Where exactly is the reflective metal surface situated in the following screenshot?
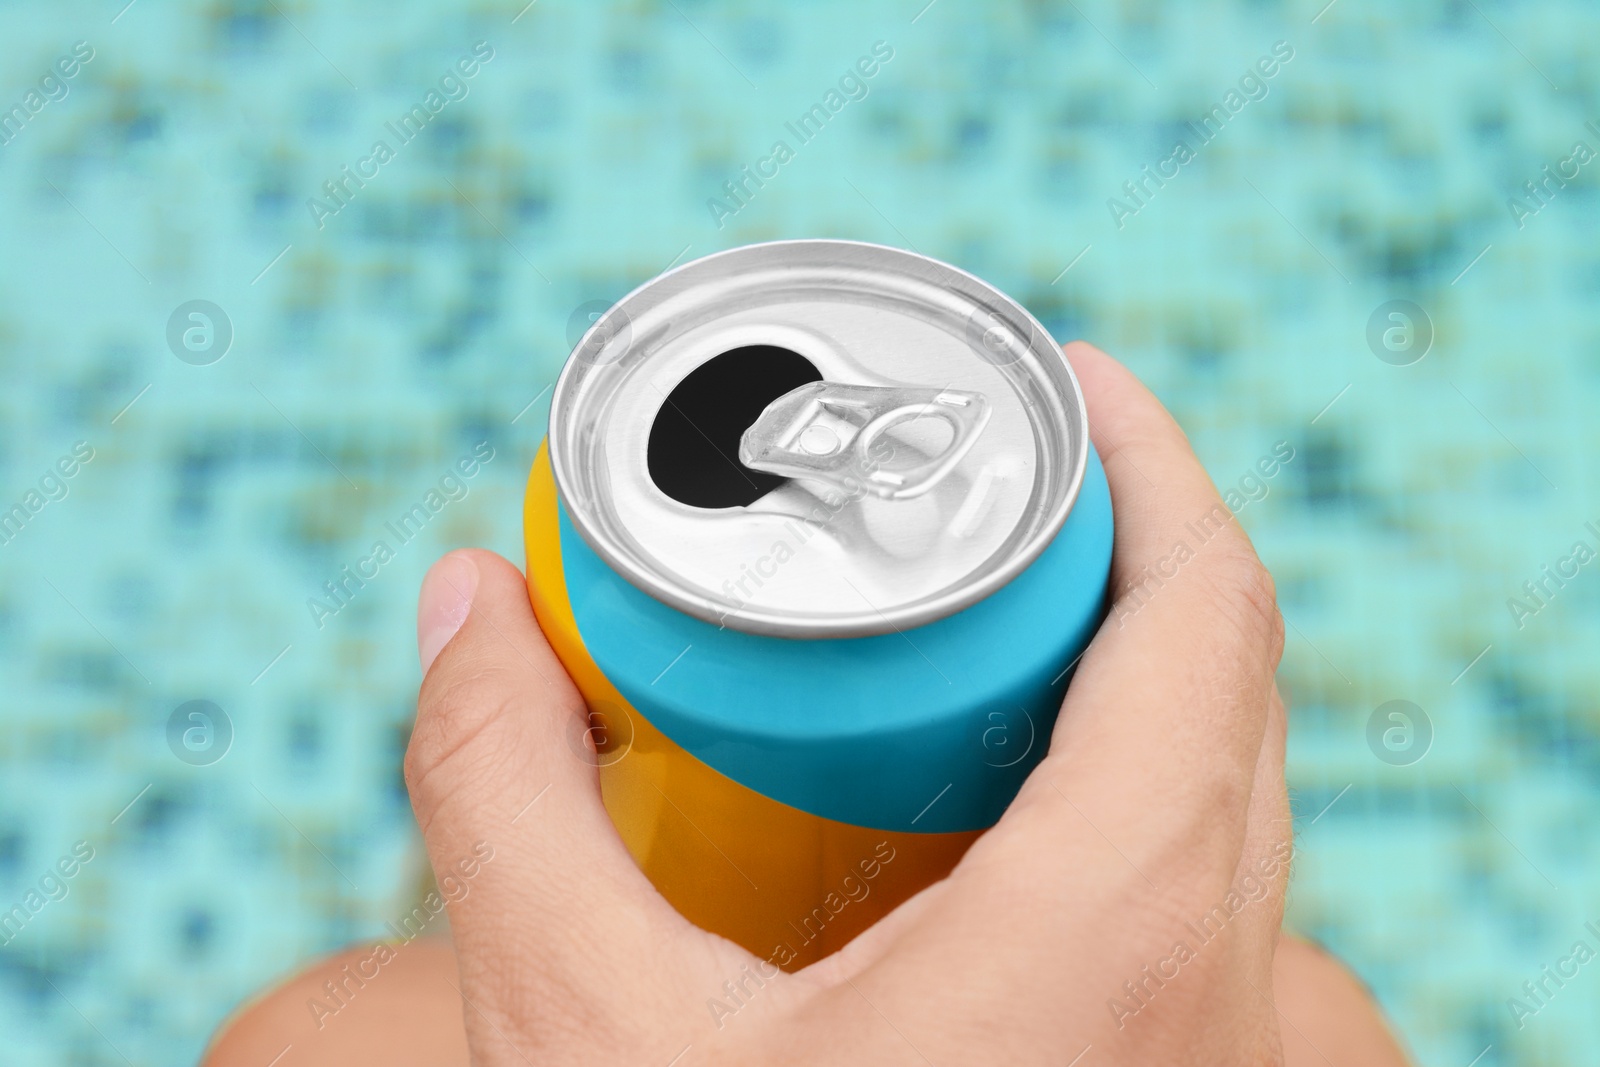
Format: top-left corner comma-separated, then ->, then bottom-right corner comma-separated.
548,240 -> 1090,637
739,381 -> 991,500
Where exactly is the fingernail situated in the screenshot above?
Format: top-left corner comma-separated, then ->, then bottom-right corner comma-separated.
418,552 -> 479,673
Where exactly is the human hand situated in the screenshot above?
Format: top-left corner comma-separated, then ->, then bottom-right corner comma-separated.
405,341 -> 1294,1065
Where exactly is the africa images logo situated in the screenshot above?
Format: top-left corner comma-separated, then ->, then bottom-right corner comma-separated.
305,42 -> 495,230
705,41 -> 895,229
1106,41 -> 1294,230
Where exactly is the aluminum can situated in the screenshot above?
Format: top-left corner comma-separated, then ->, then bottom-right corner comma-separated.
524,240 -> 1112,970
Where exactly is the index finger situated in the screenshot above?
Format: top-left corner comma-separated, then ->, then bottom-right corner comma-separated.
1037,340 -> 1285,878
838,343 -> 1290,1034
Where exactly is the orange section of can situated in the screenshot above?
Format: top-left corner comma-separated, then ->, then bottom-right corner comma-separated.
524,443 -> 980,970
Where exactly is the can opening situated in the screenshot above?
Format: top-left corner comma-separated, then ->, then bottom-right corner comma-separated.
647,345 -> 823,509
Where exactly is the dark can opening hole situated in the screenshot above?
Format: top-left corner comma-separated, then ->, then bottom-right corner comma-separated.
647,345 -> 823,509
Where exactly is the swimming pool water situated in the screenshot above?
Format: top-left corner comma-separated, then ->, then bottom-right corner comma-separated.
1,1 -> 1596,1063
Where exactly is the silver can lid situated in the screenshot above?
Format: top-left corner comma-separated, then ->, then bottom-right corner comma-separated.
548,240 -> 1089,638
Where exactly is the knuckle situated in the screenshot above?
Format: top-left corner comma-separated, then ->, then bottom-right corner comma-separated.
1152,773 -> 1274,904
405,667 -> 523,802
1203,538 -> 1282,655
1173,766 -> 1254,867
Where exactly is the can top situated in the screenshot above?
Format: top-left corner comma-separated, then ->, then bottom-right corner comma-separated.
548,240 -> 1090,639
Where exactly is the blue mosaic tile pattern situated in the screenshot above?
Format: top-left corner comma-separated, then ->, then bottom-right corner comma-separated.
1,0 -> 1597,1062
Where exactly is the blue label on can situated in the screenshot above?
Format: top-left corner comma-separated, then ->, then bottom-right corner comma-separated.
560,449 -> 1114,834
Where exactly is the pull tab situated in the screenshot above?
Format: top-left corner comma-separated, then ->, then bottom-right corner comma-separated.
739,382 -> 990,500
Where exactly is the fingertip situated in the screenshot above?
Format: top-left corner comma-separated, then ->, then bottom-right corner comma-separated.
1061,340 -> 1124,396
1061,338 -> 1112,368
1062,340 -> 1168,435
1066,335 -> 1212,496
418,551 -> 480,673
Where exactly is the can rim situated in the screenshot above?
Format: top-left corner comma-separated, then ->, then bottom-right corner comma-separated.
547,239 -> 1090,638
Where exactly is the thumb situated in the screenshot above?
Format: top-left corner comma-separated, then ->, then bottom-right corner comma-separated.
404,549 -> 689,1048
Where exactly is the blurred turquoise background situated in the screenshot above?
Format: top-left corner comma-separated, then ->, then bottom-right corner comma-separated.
1,0 -> 1596,1063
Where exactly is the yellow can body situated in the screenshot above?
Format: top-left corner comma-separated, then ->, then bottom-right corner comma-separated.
524,444 -> 981,970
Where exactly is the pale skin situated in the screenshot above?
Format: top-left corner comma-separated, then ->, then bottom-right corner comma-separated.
206,342 -> 1412,1066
